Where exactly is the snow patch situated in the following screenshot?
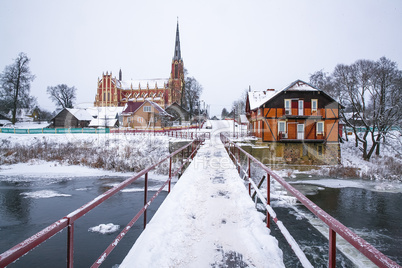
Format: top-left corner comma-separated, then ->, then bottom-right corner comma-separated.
88,223 -> 120,234
20,190 -> 71,199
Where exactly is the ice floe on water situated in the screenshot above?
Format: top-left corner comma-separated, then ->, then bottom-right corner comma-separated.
20,190 -> 71,199
290,178 -> 402,193
88,223 -> 120,234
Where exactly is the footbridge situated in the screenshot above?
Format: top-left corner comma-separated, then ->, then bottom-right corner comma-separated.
0,121 -> 399,267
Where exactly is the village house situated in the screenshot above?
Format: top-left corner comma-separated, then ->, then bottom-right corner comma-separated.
246,80 -> 342,164
165,102 -> 190,125
50,108 -> 93,128
121,100 -> 172,129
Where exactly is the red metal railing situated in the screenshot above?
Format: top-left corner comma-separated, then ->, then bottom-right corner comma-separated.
0,138 -> 204,268
110,128 -> 210,140
220,133 -> 401,268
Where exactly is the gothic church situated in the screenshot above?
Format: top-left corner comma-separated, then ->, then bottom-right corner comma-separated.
94,22 -> 184,109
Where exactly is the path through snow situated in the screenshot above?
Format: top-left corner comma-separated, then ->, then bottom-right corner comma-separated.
120,121 -> 284,267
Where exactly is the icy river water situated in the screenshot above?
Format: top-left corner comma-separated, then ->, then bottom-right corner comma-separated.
0,173 -> 401,267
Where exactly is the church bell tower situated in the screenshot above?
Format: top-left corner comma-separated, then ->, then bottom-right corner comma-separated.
168,19 -> 184,106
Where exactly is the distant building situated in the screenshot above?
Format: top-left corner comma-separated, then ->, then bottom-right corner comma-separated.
121,100 -> 172,129
94,21 -> 184,109
246,80 -> 342,164
50,108 -> 93,128
165,102 -> 190,125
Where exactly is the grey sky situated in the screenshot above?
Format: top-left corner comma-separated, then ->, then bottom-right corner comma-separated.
1,0 -> 401,116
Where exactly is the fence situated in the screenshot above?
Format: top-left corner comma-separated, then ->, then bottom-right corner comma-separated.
0,128 -> 110,134
0,137 -> 205,268
220,133 -> 400,268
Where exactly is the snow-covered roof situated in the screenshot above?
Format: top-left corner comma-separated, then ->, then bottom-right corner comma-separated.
148,101 -> 172,117
248,80 -> 323,110
281,80 -> 319,92
119,79 -> 168,90
86,106 -> 124,119
89,118 -> 118,127
66,108 -> 94,121
248,90 -> 278,110
240,114 -> 249,124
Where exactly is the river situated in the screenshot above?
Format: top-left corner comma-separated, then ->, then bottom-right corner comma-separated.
0,173 -> 401,267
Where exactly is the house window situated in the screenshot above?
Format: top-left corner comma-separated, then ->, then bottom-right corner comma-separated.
103,92 -> 106,101
284,99 -> 291,115
143,106 -> 151,112
278,121 -> 286,134
312,99 -> 318,112
107,93 -> 110,101
137,117 -> 144,123
317,121 -> 324,135
258,109 -> 261,116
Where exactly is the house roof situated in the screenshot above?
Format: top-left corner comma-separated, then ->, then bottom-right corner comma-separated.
248,79 -> 340,110
122,100 -> 172,117
122,102 -> 143,114
66,108 -> 94,121
89,118 -> 118,127
86,106 -> 124,119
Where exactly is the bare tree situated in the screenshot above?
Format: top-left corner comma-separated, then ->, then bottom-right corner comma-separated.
309,70 -> 339,100
47,84 -> 76,109
333,57 -> 402,160
183,76 -> 203,119
0,52 -> 36,124
369,57 -> 402,155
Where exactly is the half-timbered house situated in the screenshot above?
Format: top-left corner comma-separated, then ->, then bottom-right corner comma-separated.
246,80 -> 342,164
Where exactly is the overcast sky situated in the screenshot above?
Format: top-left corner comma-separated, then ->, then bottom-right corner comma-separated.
1,0 -> 401,117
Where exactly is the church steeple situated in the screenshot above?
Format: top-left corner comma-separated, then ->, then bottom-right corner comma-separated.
173,18 -> 181,61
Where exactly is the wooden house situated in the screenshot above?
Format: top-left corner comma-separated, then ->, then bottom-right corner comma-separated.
50,108 -> 93,128
246,80 -> 342,164
165,102 -> 190,125
121,100 -> 172,129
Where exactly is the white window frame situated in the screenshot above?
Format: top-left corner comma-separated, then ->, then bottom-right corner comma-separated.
137,116 -> 144,123
143,106 -> 152,112
284,99 -> 291,115
278,121 -> 287,134
312,99 -> 318,112
316,121 -> 324,135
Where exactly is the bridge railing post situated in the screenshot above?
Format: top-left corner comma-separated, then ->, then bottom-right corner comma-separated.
248,157 -> 251,196
329,228 -> 336,268
266,173 -> 271,229
168,158 -> 172,193
67,221 -> 74,268
144,172 -> 148,229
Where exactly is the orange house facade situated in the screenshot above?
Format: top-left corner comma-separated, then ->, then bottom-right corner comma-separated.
246,80 -> 342,165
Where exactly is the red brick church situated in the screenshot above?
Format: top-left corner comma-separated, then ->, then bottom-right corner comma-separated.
94,21 -> 184,109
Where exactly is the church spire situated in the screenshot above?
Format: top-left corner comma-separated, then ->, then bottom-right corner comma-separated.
173,18 -> 181,61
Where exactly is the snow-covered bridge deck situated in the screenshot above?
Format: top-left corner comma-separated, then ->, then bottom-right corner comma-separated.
120,136 -> 285,267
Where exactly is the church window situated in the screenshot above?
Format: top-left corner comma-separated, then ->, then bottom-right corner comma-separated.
175,64 -> 178,78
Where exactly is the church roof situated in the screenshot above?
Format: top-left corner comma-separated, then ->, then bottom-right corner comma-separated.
119,79 -> 168,90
